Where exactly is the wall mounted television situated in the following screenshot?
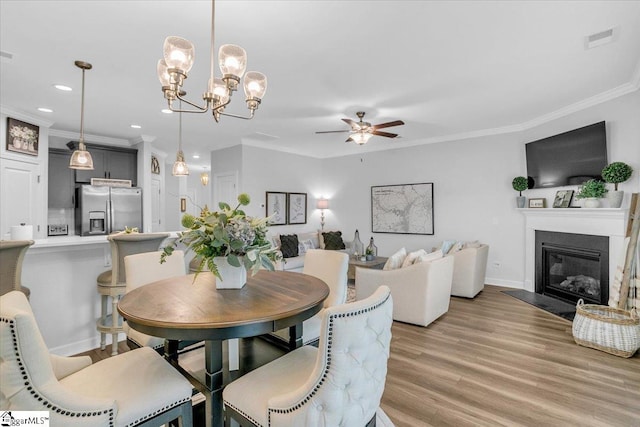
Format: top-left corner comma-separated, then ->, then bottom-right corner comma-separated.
525,121 -> 607,189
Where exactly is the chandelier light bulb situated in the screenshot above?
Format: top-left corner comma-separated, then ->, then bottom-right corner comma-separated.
352,132 -> 374,145
163,36 -> 195,73
209,77 -> 230,104
243,71 -> 267,100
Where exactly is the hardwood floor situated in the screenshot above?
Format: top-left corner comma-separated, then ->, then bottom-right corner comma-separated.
78,285 -> 640,427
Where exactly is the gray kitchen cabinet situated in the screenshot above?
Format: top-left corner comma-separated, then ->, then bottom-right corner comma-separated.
67,142 -> 137,185
48,149 -> 75,209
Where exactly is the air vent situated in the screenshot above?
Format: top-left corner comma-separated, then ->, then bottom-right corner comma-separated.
585,28 -> 615,49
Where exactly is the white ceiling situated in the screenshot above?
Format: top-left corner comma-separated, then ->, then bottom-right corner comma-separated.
1,1 -> 639,168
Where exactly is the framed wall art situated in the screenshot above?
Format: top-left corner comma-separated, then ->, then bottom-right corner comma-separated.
287,192 -> 307,224
6,117 -> 39,156
371,183 -> 434,235
266,191 -> 287,225
151,156 -> 160,174
552,190 -> 574,208
528,198 -> 546,208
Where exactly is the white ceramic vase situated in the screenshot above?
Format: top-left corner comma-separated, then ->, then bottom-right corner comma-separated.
582,198 -> 601,208
214,256 -> 247,289
607,191 -> 624,209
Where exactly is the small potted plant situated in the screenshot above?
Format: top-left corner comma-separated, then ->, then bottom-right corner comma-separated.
575,179 -> 608,208
365,247 -> 374,261
512,176 -> 529,208
601,162 -> 633,208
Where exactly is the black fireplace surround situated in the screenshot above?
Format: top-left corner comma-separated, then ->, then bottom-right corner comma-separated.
535,231 -> 609,305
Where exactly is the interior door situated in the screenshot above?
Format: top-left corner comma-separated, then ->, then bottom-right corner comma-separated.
0,158 -> 42,238
214,171 -> 238,209
150,177 -> 162,231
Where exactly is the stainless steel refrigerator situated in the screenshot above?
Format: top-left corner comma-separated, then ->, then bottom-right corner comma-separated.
75,185 -> 142,236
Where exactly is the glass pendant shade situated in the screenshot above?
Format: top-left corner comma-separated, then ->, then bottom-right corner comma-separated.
163,36 -> 195,73
157,59 -> 171,86
172,151 -> 189,176
352,132 -> 373,145
69,142 -> 94,170
200,172 -> 209,186
209,77 -> 230,104
243,71 -> 267,99
218,44 -> 247,78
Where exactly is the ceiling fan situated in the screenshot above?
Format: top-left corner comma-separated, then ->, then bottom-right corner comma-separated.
315,111 -> 404,144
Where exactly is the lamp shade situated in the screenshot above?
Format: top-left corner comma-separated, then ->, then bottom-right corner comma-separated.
351,132 -> 373,145
172,151 -> 189,176
218,44 -> 247,78
243,71 -> 267,100
69,143 -> 94,170
157,59 -> 171,86
163,36 -> 195,73
317,199 -> 329,210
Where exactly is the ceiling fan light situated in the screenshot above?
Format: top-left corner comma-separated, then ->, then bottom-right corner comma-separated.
352,132 -> 373,145
157,59 -> 171,86
163,36 -> 195,73
218,44 -> 247,79
243,71 -> 267,100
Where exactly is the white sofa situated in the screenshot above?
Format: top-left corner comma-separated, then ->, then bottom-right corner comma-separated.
355,255 -> 454,327
448,244 -> 489,298
271,231 -> 352,272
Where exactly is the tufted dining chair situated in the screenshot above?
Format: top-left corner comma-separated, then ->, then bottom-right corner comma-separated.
270,249 -> 349,348
123,250 -> 187,352
97,232 -> 170,356
0,239 -> 34,299
223,285 -> 393,427
0,290 -> 193,426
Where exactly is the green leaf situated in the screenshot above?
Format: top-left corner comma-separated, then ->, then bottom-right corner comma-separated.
218,202 -> 231,210
227,254 -> 241,267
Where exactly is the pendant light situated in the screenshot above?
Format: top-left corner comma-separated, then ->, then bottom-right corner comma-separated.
172,100 -> 189,176
69,60 -> 94,170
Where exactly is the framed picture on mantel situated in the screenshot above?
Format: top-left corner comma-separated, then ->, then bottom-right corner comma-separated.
528,198 -> 546,208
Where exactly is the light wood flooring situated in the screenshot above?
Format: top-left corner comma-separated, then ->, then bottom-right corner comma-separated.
79,285 -> 640,427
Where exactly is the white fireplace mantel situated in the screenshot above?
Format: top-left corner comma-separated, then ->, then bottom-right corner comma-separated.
520,208 -> 628,294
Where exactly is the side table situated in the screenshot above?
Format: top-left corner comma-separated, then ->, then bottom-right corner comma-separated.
347,256 -> 388,281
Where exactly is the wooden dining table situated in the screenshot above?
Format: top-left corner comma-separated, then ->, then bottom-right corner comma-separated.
118,270 -> 329,427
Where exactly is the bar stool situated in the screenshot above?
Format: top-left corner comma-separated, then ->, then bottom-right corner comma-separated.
97,232 -> 169,355
0,239 -> 34,299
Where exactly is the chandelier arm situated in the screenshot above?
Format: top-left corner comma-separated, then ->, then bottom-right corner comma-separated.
218,110 -> 256,120
171,92 -> 210,113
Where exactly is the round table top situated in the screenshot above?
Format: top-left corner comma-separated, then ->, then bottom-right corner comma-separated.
118,270 -> 329,340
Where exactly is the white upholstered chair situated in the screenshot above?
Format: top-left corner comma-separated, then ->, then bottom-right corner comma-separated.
449,244 -> 489,298
0,290 -> 193,426
356,255 -> 454,327
123,250 -> 186,351
0,239 -> 34,299
223,285 -> 393,427
271,249 -> 349,347
97,232 -> 170,355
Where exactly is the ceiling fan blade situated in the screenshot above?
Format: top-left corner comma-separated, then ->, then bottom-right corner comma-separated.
372,120 -> 405,130
372,130 -> 399,138
345,137 -> 354,143
315,130 -> 350,134
342,118 -> 358,128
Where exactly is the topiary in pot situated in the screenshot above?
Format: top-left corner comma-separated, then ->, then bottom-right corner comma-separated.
602,162 -> 633,208
575,179 -> 608,208
512,176 -> 528,208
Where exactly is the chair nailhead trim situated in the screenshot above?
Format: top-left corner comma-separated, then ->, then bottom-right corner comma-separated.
267,293 -> 391,426
1,317 -> 115,426
124,396 -> 191,427
224,401 -> 264,427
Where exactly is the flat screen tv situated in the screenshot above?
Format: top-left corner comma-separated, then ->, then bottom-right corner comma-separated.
525,121 -> 607,189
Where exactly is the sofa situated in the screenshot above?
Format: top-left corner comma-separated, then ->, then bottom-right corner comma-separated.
270,230 -> 353,272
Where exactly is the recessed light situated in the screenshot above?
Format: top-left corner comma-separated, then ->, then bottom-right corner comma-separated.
130,124 -> 141,129
37,107 -> 53,113
161,109 -> 173,114
193,154 -> 200,159
53,84 -> 72,91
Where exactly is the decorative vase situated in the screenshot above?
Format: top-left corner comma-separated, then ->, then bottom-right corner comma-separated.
213,256 -> 247,289
366,254 -> 374,261
607,191 -> 624,209
353,229 -> 364,257
582,198 -> 601,208
516,196 -> 526,208
366,237 -> 378,257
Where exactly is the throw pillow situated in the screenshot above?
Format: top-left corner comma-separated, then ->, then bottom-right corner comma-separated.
440,240 -> 457,255
322,231 -> 345,250
415,249 -> 443,264
449,241 -> 464,254
401,249 -> 427,268
383,248 -> 407,270
297,238 -> 316,255
280,234 -> 299,258
464,240 -> 482,249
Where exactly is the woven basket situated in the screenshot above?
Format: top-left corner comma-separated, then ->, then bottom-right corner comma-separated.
572,299 -> 640,358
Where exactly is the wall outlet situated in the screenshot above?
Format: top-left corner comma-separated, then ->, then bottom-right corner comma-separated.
492,262 -> 501,269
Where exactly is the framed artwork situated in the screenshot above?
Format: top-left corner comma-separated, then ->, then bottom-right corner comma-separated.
266,191 -> 287,225
287,192 -> 307,224
180,198 -> 187,212
528,198 -> 546,208
6,117 -> 39,156
552,190 -> 574,208
151,156 -> 160,174
371,183 -> 434,235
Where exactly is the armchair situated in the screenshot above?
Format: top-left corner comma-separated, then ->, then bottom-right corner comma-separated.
449,244 -> 489,298
356,255 -> 454,327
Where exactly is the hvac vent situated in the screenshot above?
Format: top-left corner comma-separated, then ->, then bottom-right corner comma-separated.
585,28 -> 615,49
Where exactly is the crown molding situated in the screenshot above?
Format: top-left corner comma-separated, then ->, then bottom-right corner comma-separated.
0,105 -> 54,128
48,129 -> 131,147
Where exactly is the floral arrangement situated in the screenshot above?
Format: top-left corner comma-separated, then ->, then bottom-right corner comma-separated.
9,124 -> 38,150
161,193 -> 279,280
575,179 -> 608,199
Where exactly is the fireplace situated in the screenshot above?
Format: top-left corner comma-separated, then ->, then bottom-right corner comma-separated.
535,231 -> 609,305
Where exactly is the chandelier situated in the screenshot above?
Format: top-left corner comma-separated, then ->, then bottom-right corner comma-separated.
157,0 -> 267,122
69,60 -> 94,170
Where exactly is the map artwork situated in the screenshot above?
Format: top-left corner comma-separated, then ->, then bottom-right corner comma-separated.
371,183 -> 434,235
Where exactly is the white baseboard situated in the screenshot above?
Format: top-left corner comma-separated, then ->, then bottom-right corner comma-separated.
485,277 -> 524,289
49,332 -> 126,356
